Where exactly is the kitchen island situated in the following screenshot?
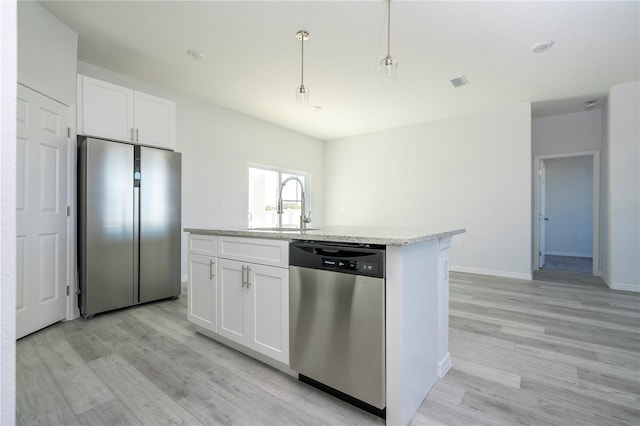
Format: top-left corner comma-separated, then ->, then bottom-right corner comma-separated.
184,226 -> 465,426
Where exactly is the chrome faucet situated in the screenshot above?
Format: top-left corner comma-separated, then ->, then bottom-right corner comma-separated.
277,177 -> 312,229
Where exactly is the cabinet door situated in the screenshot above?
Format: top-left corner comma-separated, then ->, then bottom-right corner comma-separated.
81,76 -> 134,143
188,254 -> 216,331
217,259 -> 247,345
134,91 -> 175,150
247,264 -> 289,364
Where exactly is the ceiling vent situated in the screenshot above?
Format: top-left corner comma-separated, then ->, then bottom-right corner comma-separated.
450,76 -> 469,88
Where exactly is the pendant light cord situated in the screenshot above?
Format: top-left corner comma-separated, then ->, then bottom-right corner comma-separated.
387,0 -> 391,57
301,34 -> 305,86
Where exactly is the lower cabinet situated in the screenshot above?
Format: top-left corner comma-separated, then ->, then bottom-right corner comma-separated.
187,254 -> 217,330
217,258 -> 289,364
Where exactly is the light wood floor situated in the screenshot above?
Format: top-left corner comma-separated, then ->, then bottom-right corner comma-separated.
17,271 -> 640,425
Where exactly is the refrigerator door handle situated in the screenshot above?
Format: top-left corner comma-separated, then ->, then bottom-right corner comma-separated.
133,187 -> 140,303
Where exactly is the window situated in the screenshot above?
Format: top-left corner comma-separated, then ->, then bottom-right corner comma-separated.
248,165 -> 310,228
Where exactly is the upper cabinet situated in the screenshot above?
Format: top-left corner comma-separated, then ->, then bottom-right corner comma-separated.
77,75 -> 176,150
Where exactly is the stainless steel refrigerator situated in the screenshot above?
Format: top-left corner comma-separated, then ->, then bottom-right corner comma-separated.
77,136 -> 181,318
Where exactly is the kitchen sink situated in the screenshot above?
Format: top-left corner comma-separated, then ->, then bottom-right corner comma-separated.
247,227 -> 320,232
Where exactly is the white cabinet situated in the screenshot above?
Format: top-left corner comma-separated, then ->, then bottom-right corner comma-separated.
78,75 -> 176,150
187,235 -> 217,331
187,235 -> 290,365
188,254 -> 217,330
247,263 -> 289,363
217,258 -> 289,364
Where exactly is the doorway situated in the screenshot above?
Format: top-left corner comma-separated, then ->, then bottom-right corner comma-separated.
534,151 -> 600,275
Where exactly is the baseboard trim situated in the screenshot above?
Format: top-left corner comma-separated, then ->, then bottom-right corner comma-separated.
438,352 -> 452,377
450,266 -> 532,281
609,282 -> 639,292
546,251 -> 592,258
599,271 -> 639,292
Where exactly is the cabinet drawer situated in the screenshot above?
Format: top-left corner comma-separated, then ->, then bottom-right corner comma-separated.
218,237 -> 288,268
189,234 -> 218,257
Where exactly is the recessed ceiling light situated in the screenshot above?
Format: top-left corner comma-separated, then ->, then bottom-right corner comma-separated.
310,105 -> 322,112
450,76 -> 469,88
531,40 -> 554,53
186,49 -> 205,60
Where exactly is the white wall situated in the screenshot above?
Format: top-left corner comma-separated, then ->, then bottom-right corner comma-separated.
18,0 -> 79,319
324,103 -> 532,279
601,81 -> 640,291
533,109 -> 602,156
1,1 -> 17,424
17,1 -> 77,105
77,62 -> 324,280
544,156 -> 593,257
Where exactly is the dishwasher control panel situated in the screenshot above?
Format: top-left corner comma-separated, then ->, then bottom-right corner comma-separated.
290,241 -> 385,278
322,258 -> 376,273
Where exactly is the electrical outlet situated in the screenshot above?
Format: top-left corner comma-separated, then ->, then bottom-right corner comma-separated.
454,242 -> 464,251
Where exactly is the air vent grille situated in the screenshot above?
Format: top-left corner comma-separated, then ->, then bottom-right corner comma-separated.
450,76 -> 469,88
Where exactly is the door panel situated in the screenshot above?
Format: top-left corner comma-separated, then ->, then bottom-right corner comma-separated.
188,254 -> 216,330
38,234 -> 58,302
217,259 -> 246,344
16,236 -> 26,312
248,264 -> 289,364
78,138 -> 134,316
82,76 -> 134,142
134,91 -> 175,149
139,147 -> 181,303
16,84 -> 68,339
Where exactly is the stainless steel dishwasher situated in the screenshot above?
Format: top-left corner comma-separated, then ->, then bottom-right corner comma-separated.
289,241 -> 385,417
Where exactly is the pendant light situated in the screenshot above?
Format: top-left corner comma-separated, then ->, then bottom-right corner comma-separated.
295,30 -> 310,106
380,0 -> 397,82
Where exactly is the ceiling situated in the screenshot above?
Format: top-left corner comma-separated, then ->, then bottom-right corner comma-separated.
39,1 -> 640,141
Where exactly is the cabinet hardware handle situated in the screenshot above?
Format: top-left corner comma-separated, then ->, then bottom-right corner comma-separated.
241,265 -> 246,288
246,266 -> 252,288
209,259 -> 215,279
131,128 -> 135,142
136,128 -> 139,142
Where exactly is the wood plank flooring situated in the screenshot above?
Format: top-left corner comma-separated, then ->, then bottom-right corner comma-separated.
16,271 -> 640,425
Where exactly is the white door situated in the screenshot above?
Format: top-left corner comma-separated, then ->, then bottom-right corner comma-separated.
81,75 -> 134,143
539,160 -> 547,268
217,258 -> 247,345
16,84 -> 68,339
247,264 -> 289,364
134,91 -> 175,150
188,254 -> 216,331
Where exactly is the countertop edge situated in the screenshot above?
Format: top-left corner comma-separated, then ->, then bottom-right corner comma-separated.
183,227 -> 466,246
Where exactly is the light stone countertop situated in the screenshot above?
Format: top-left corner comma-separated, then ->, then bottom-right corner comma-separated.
184,225 -> 465,246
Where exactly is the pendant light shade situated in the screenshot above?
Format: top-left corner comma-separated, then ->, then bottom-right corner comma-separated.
380,0 -> 397,82
295,30 -> 310,106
